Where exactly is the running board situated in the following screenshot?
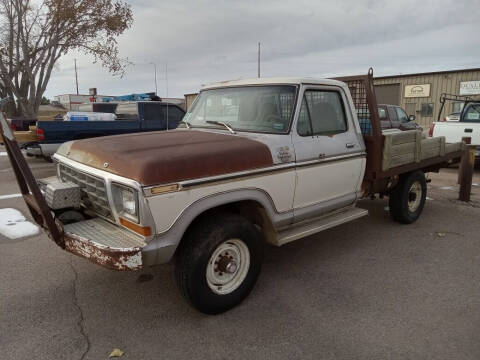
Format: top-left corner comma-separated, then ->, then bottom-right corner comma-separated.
276,207 -> 368,246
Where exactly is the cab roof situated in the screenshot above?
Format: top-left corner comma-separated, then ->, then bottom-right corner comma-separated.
201,77 -> 346,90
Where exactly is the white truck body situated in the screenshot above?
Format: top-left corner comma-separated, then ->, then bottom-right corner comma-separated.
432,102 -> 480,156
432,121 -> 480,144
0,73 -> 465,314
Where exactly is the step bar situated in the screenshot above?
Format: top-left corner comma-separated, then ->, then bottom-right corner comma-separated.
277,207 -> 368,246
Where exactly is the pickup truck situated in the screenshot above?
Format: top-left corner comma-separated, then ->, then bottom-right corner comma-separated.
26,101 -> 185,160
0,69 -> 464,314
431,96 -> 480,159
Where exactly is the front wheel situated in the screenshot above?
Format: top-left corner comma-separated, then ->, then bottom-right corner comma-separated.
389,171 -> 427,224
175,213 -> 264,314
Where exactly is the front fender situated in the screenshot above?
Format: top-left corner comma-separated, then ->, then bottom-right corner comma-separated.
142,188 -> 293,266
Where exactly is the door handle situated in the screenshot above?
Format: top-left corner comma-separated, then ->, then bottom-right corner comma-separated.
346,143 -> 355,148
465,128 -> 473,133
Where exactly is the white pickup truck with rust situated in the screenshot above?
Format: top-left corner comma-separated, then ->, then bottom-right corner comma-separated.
0,70 -> 465,314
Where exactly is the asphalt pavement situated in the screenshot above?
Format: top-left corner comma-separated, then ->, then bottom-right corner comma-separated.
1,145 -> 480,360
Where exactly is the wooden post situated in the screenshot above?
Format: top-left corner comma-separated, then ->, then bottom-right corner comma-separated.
458,137 -> 471,185
458,137 -> 475,202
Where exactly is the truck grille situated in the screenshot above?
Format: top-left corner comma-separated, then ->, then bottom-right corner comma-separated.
58,164 -> 113,220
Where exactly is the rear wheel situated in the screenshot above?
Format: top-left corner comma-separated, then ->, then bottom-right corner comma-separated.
389,171 -> 427,224
175,213 -> 263,314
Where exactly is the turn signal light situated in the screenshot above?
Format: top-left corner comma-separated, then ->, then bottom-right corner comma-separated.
119,217 -> 152,236
428,123 -> 435,137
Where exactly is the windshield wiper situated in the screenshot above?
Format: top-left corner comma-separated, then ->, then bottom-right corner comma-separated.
179,120 -> 191,129
206,120 -> 236,134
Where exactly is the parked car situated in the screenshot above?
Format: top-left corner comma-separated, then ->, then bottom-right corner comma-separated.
0,70 -> 464,314
378,104 -> 420,131
25,102 -> 185,160
358,104 -> 420,135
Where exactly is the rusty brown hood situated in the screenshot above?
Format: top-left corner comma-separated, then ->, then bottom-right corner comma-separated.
56,130 -> 274,186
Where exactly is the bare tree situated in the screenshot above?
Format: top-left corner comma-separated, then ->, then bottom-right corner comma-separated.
0,0 -> 133,117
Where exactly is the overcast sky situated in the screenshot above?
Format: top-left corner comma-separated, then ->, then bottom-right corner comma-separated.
44,0 -> 480,99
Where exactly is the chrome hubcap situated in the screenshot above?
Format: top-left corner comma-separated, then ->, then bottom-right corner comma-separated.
408,181 -> 422,212
206,239 -> 250,295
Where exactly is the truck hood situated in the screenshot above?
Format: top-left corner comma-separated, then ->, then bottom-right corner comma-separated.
56,130 -> 274,186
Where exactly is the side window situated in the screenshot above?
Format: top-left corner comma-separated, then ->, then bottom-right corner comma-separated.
378,107 -> 387,119
297,97 -> 312,136
115,103 -> 138,120
395,107 -> 409,123
297,90 -> 347,136
387,106 -> 397,122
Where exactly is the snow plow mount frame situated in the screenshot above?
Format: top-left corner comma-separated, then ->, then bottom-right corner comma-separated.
0,112 -> 64,248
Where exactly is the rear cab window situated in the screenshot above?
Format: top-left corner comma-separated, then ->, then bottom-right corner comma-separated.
115,103 -> 139,120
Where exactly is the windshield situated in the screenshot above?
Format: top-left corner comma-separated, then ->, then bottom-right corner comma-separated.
184,85 -> 297,133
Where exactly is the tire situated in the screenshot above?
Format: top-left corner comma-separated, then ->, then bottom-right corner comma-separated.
175,213 -> 264,314
389,171 -> 427,224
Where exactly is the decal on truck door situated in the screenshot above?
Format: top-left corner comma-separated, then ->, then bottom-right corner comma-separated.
276,146 -> 293,163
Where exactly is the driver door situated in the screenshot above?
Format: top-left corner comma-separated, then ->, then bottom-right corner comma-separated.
292,85 -> 366,222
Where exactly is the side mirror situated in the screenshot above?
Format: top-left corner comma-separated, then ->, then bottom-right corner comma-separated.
408,114 -> 416,122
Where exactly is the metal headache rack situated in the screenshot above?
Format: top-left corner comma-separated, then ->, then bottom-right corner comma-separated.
333,68 -> 381,138
331,69 -> 464,194
438,93 -> 480,122
332,68 -> 383,183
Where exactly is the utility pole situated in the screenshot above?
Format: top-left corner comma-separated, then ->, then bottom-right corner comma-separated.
258,42 -> 261,78
153,63 -> 158,95
74,59 -> 79,94
147,62 -> 158,94
165,63 -> 169,130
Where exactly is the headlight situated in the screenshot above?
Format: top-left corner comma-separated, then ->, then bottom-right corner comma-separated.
112,184 -> 139,223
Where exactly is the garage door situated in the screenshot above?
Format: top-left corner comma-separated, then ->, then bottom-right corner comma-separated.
375,84 -> 401,105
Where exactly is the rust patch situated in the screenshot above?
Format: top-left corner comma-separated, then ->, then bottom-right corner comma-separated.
66,130 -> 274,186
64,233 -> 142,271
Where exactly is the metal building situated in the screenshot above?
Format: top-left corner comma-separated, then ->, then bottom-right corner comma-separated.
373,68 -> 480,127
184,93 -> 198,111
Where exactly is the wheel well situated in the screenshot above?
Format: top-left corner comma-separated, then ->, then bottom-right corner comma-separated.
183,200 -> 277,246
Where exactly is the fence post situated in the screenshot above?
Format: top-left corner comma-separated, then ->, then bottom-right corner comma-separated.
458,137 -> 475,202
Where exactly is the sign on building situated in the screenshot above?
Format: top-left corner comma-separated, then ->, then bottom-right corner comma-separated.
404,84 -> 430,98
459,81 -> 480,95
